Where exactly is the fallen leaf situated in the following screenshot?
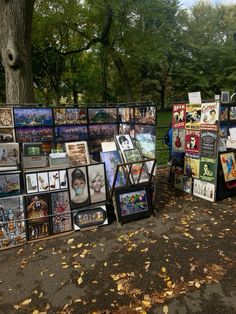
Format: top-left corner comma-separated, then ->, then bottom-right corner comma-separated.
163,305 -> 168,313
67,238 -> 74,244
21,298 -> 32,306
77,277 -> 83,285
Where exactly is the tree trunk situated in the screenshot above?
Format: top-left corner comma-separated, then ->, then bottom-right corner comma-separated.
160,84 -> 165,112
0,0 -> 35,104
101,46 -> 108,102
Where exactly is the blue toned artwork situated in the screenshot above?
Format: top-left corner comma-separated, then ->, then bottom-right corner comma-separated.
14,108 -> 53,126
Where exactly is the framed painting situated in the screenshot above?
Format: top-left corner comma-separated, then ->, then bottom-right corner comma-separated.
54,108 -> 87,125
0,195 -> 26,249
67,166 -> 89,209
0,171 -> 21,198
54,125 -> 88,142
88,108 -> 117,123
89,124 -> 117,139
25,193 -> 50,240
134,106 -> 156,124
220,152 -> 236,182
23,142 -> 43,156
25,172 -> 38,194
73,205 -> 108,230
0,143 -> 19,167
118,107 -> 134,123
15,126 -> 53,142
114,185 -> 152,224
134,124 -> 156,142
87,163 -> 107,204
65,141 -> 90,166
50,191 -> 72,234
100,150 -> 126,188
0,128 -> 15,143
0,108 -> 14,127
14,107 -> 53,127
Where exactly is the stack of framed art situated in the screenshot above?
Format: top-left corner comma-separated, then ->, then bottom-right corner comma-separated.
171,92 -> 236,202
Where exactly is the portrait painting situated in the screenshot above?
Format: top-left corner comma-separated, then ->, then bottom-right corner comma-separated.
88,163 -> 106,204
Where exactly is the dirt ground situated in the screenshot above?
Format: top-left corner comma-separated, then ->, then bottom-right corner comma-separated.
0,168 -> 236,314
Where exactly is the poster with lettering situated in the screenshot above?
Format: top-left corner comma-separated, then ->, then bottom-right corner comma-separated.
172,128 -> 185,153
200,131 -> 217,157
172,104 -> 186,128
193,178 -> 215,202
185,130 -> 200,154
199,157 -> 216,183
200,102 -> 219,131
184,153 -> 200,178
185,104 -> 201,130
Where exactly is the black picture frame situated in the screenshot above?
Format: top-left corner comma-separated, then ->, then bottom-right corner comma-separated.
0,171 -> 21,198
73,205 -> 108,230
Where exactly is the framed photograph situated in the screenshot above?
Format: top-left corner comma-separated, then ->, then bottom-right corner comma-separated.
88,163 -> 107,204
100,150 -> 126,188
0,196 -> 26,249
54,125 -> 88,142
0,128 -> 15,143
136,139 -> 155,159
59,169 -> 68,189
0,108 -> 14,127
65,141 -> 90,166
172,104 -> 186,128
67,166 -> 89,209
25,193 -> 50,240
220,152 -> 236,182
89,124 -> 117,139
23,142 -> 43,156
14,107 -> 53,127
193,178 -> 215,202
48,170 -> 60,191
220,105 -> 228,121
118,107 -> 134,123
0,171 -> 21,197
88,108 -> 117,123
123,148 -> 149,184
73,205 -> 108,230
25,173 -> 38,193
54,108 -> 87,125
0,143 -> 19,167
50,191 -> 72,234
229,106 -> 236,120
116,134 -> 134,153
114,185 -> 152,224
134,106 -> 156,124
15,126 -> 53,142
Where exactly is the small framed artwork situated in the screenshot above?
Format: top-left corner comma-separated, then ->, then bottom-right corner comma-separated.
48,170 -> 60,191
0,128 -> 15,143
220,152 -> 236,182
88,163 -> 107,204
23,142 -> 43,156
0,108 -> 14,127
0,195 -> 26,249
101,141 -> 117,152
15,126 -> 53,142
59,169 -> 68,189
89,124 -> 117,139
54,125 -> 88,142
221,91 -> 230,104
37,172 -> 49,192
0,171 -> 21,197
100,150 -> 126,188
118,108 -> 134,123
14,107 -> 53,126
54,108 -> 87,125
50,191 -> 72,234
67,166 -> 89,209
25,173 -> 38,193
88,108 -> 117,123
0,143 -> 20,167
134,106 -> 156,124
25,193 -> 50,240
65,141 -> 90,166
73,205 -> 108,230
116,134 -> 134,153
114,185 -> 152,224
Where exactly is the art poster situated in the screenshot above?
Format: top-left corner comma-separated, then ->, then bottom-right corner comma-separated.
220,152 -> 236,182
174,174 -> 192,194
0,108 -> 14,127
0,128 -> 15,143
199,157 -> 217,183
134,106 -> 156,124
185,104 -> 201,130
200,131 -> 217,157
171,152 -> 185,174
0,172 -> 21,198
219,123 -> 228,138
184,153 -> 200,178
193,178 -> 215,202
54,108 -> 87,125
73,205 -> 108,230
185,130 -> 200,154
172,104 -> 186,128
65,141 -> 90,166
88,108 -> 117,123
0,143 -> 19,167
172,128 -> 185,153
14,108 -> 53,126
200,102 -> 219,131
51,191 -> 72,234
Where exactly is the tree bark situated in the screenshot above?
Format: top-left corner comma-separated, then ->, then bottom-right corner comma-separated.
0,0 -> 35,104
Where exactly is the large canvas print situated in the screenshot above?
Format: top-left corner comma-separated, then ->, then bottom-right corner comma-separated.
200,102 -> 219,131
172,128 -> 185,153
14,108 -> 53,126
50,191 -> 72,234
172,104 -> 186,128
88,163 -> 107,204
25,194 -> 50,240
54,108 -> 87,125
0,143 -> 19,167
88,108 -> 117,123
0,172 -> 21,197
100,150 -> 126,188
200,131 -> 217,157
220,152 -> 236,182
199,157 -> 217,183
0,196 -> 26,249
54,125 -> 88,142
134,106 -> 156,124
193,178 -> 215,202
0,108 -> 14,127
67,166 -> 89,209
185,104 -> 201,130
114,185 -> 152,224
65,141 -> 90,166
89,124 -> 117,139
0,128 -> 15,143
15,127 -> 53,142
73,205 -> 108,230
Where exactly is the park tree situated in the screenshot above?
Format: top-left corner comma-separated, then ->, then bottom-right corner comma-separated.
0,0 -> 35,104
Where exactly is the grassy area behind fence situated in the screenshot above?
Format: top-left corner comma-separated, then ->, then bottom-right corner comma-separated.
156,111 -> 172,166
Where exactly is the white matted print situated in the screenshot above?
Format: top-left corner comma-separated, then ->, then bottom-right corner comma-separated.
116,134 -> 134,153
88,164 -> 106,204
193,178 -> 215,202
48,171 -> 60,190
37,172 -> 49,192
59,169 -> 68,189
0,143 -> 19,167
25,173 -> 38,193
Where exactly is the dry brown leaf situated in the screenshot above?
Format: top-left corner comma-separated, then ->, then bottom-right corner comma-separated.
67,238 -> 74,244
21,298 -> 32,306
163,305 -> 169,313
77,277 -> 83,285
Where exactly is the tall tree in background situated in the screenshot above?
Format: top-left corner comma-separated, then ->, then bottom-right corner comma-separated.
0,0 -> 35,103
